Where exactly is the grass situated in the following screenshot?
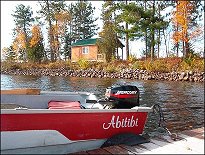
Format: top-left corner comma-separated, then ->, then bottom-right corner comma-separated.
1,57 -> 204,73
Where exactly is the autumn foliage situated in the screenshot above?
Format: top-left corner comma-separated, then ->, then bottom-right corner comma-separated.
30,25 -> 42,47
48,11 -> 71,60
172,1 -> 203,57
172,1 -> 191,43
12,28 -> 26,52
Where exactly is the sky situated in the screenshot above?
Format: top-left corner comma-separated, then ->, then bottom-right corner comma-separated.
0,1 -> 146,59
1,1 -> 204,59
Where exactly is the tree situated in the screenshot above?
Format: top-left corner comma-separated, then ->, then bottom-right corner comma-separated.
97,1 -> 119,62
140,1 -> 169,60
53,10 -> 71,60
115,1 -> 169,60
115,2 -> 143,60
70,1 -> 99,41
12,28 -> 27,61
60,1 -> 99,60
172,0 -> 203,58
38,0 -> 67,62
97,24 -> 119,62
28,25 -> 45,63
61,3 -> 76,61
62,33 -> 72,60
125,0 -> 129,60
2,46 -> 17,62
11,4 -> 34,61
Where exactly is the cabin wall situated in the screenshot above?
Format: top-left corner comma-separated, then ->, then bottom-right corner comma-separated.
71,45 -> 98,62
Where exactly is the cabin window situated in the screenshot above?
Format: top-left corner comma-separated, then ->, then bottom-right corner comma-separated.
82,47 -> 89,54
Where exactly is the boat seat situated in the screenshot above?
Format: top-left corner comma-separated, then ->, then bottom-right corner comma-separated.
48,100 -> 81,109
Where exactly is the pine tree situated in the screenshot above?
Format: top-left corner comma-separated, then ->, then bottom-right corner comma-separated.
115,1 -> 144,60
70,1 -> 99,42
96,1 -> 119,62
38,0 -> 67,62
53,10 -> 71,60
11,4 -> 34,61
62,33 -> 72,60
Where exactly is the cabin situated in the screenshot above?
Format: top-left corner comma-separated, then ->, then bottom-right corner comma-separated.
71,38 -> 124,62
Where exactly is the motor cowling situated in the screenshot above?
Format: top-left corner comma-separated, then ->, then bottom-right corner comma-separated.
105,85 -> 140,109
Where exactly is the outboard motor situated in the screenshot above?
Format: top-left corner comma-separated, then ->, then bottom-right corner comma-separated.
105,85 -> 140,109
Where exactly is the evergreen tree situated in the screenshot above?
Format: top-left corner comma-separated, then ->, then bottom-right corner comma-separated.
11,4 -> 34,61
97,1 -> 119,62
70,1 -> 99,42
134,1 -> 169,60
62,33 -> 72,60
12,4 -> 34,41
2,46 -> 17,62
38,0 -> 67,62
53,10 -> 71,60
108,1 -> 168,60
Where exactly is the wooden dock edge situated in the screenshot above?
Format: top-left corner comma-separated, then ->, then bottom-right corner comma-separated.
1,88 -> 41,95
70,127 -> 204,154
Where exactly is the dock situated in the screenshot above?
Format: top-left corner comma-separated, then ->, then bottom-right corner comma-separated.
71,127 -> 204,154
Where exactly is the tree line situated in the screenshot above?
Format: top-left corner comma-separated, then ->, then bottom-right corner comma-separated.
2,0 -> 204,63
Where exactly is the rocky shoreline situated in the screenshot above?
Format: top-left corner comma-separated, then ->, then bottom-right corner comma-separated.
1,68 -> 204,82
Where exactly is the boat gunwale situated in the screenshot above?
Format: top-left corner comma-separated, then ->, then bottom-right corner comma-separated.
1,106 -> 153,114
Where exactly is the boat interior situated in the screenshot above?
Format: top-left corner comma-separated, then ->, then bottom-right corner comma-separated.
1,88 -> 106,109
1,88 -> 153,113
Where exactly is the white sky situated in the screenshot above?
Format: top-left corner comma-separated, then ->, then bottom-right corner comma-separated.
1,1 -> 204,59
1,1 -> 40,51
0,1 -> 145,59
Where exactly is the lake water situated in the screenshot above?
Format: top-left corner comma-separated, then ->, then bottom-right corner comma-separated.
1,74 -> 204,135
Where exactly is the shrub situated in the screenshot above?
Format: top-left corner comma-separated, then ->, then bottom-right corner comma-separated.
132,61 -> 145,70
128,54 -> 138,63
190,59 -> 204,72
46,62 -> 60,69
165,57 -> 182,72
91,62 -> 105,70
1,61 -> 21,70
151,59 -> 169,72
105,65 -> 119,73
64,60 -> 74,70
77,58 -> 90,69
143,60 -> 154,71
178,61 -> 192,71
19,62 -> 40,70
45,61 -> 67,69
1,57 -> 203,74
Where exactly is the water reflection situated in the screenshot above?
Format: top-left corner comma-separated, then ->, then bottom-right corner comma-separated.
1,74 -> 41,89
1,74 -> 204,133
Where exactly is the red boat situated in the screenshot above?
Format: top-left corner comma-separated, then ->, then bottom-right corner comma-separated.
1,85 -> 153,154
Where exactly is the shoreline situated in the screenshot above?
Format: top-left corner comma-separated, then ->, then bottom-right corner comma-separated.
1,68 -> 204,82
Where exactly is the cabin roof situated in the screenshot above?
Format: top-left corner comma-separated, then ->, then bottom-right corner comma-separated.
71,38 -> 99,47
71,38 -> 125,48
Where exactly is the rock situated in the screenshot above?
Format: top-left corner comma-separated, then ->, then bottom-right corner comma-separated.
189,71 -> 193,75
179,72 -> 186,80
183,74 -> 189,81
189,77 -> 193,82
1,67 -> 204,83
194,77 -> 198,82
169,78 -> 173,81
